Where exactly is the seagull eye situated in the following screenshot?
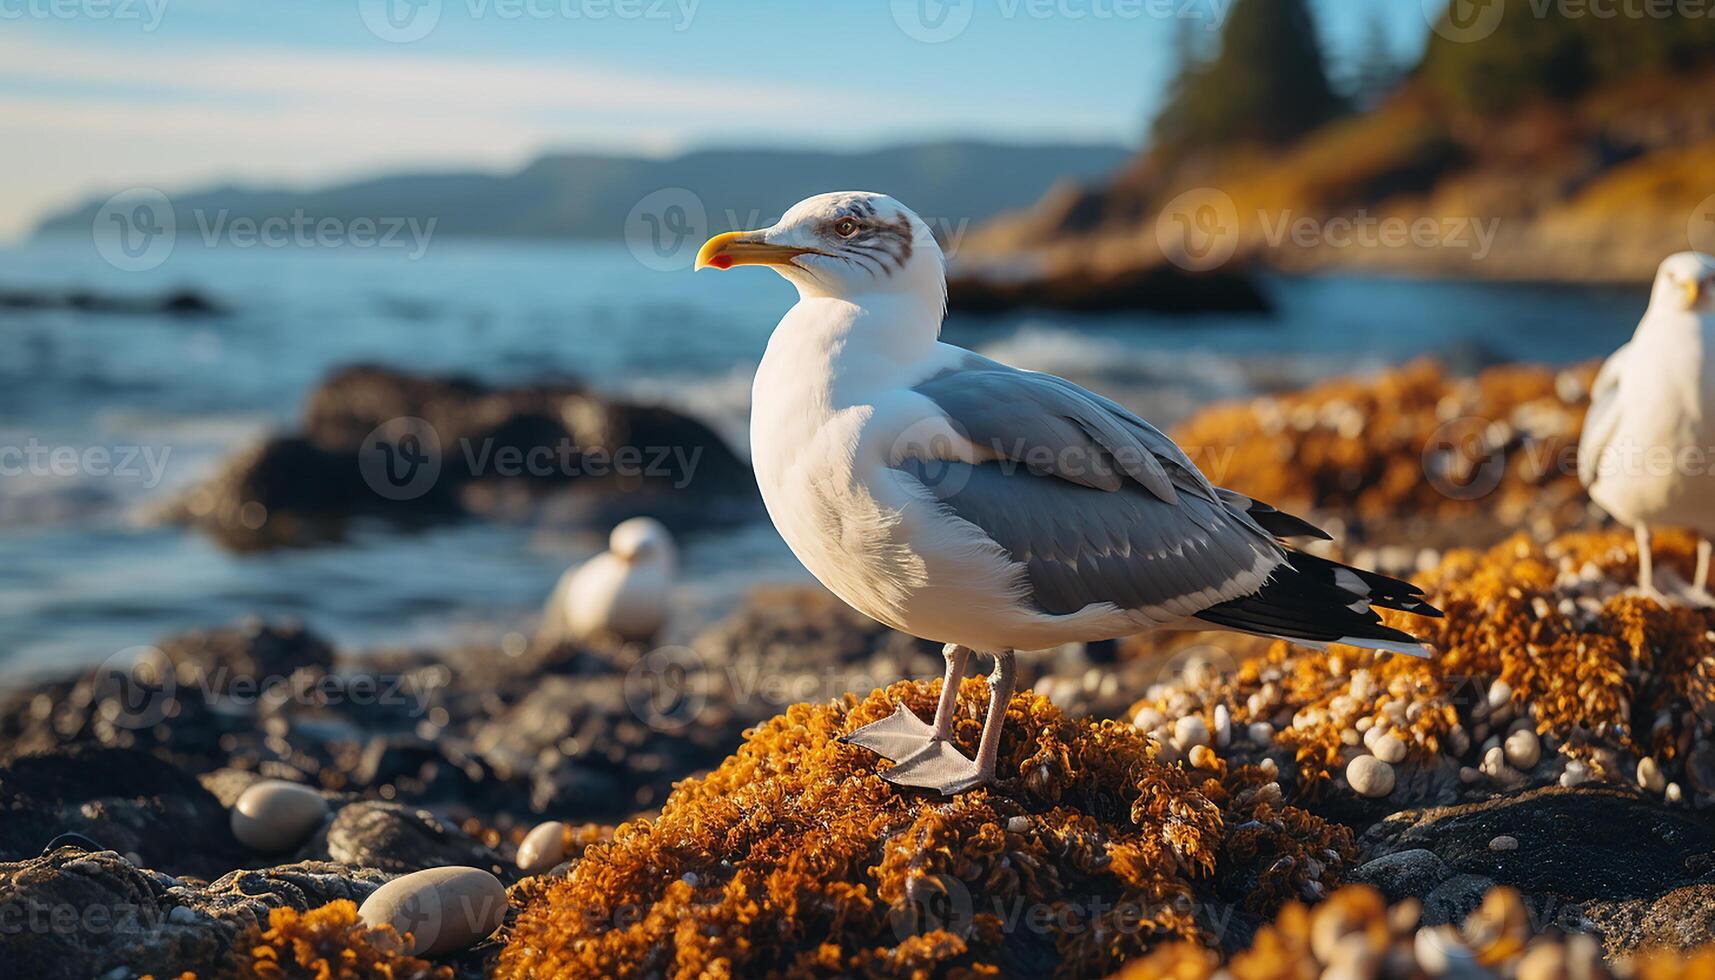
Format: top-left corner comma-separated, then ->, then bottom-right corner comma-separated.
833,217 -> 860,238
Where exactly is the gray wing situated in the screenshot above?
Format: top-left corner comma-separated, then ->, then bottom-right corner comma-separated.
1578,342 -> 1630,488
914,353 -> 1226,512
907,357 -> 1284,617
896,457 -> 1278,617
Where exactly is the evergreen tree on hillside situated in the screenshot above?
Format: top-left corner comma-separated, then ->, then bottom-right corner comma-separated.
1151,0 -> 1345,152
1421,2 -> 1715,114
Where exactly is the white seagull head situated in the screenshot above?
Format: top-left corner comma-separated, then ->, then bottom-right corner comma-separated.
607,516 -> 675,568
1650,251 -> 1715,314
695,191 -> 945,306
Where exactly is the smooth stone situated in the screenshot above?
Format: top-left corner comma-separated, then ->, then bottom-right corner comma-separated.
1503,729 -> 1541,770
516,820 -> 568,874
358,866 -> 507,957
1247,721 -> 1274,746
1560,760 -> 1591,788
1488,835 -> 1519,852
1346,755 -> 1396,798
1372,733 -> 1407,764
1212,704 -> 1231,748
1173,715 -> 1210,750
230,780 -> 329,853
1347,849 -> 1453,902
1638,756 -> 1667,794
1487,679 -> 1513,711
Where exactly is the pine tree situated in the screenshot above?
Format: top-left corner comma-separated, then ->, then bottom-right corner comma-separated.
1150,0 -> 1345,153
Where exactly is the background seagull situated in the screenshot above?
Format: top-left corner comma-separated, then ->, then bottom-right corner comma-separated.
537,517 -> 676,646
1580,251 -> 1715,601
697,191 -> 1441,795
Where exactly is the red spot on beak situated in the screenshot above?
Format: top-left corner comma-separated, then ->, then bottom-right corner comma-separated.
710,254 -> 734,270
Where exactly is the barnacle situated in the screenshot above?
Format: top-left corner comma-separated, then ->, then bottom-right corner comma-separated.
232,900 -> 452,980
496,680 -> 1353,978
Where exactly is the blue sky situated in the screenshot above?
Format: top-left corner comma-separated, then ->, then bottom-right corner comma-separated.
0,0 -> 1435,239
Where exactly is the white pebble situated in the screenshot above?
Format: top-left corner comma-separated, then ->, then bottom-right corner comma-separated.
1667,782 -> 1684,804
1006,816 -> 1029,833
1504,729 -> 1541,770
1132,707 -> 1165,731
1487,679 -> 1513,711
358,867 -> 507,957
1247,722 -> 1274,746
1174,715 -> 1210,749
1560,761 -> 1591,787
1489,835 -> 1519,852
1480,746 -> 1512,779
1345,755 -> 1396,798
1638,757 -> 1666,793
1213,704 -> 1232,748
1372,733 -> 1407,764
516,820 -> 568,874
230,781 -> 329,854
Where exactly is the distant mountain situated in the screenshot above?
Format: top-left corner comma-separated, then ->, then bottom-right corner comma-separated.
31,141 -> 1131,243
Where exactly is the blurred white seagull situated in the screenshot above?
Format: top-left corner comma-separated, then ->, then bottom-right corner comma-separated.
538,517 -> 676,646
1580,251 -> 1715,601
698,191 -> 1440,794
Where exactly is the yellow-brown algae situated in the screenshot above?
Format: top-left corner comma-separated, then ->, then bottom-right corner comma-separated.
237,899 -> 452,980
1170,358 -> 1596,538
495,681 -> 1354,979
1125,530 -> 1715,799
1107,884 -> 1715,978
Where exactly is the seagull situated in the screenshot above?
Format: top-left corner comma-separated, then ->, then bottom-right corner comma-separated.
537,517 -> 676,646
1579,251 -> 1715,601
697,191 -> 1441,794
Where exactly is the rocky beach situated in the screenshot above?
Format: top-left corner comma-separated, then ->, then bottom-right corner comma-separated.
5,357 -> 1715,978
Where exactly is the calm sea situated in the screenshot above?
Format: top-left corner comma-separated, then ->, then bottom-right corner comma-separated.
0,237 -> 1648,675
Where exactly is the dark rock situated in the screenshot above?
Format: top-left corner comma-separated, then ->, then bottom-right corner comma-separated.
1422,873 -> 1497,926
1346,847 -> 1455,902
303,801 -> 505,878
0,848 -> 387,980
1586,883 -> 1715,957
0,287 -> 224,317
159,363 -> 755,549
156,619 -> 335,696
0,746 -> 241,878
0,620 -> 340,777
947,263 -> 1272,316
471,673 -> 742,820
1358,785 -> 1715,952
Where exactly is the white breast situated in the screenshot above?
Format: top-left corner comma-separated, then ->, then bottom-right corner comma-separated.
1589,313 -> 1715,530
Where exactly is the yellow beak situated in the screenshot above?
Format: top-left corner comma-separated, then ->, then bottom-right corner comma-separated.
694,231 -> 820,271
1688,279 -> 1706,308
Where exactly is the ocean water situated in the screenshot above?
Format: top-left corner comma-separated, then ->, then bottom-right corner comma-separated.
0,238 -> 1650,676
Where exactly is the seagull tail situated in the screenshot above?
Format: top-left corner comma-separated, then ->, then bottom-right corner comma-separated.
1193,550 -> 1441,658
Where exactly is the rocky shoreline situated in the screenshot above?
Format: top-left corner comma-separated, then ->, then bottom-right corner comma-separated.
6,360 -> 1715,977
